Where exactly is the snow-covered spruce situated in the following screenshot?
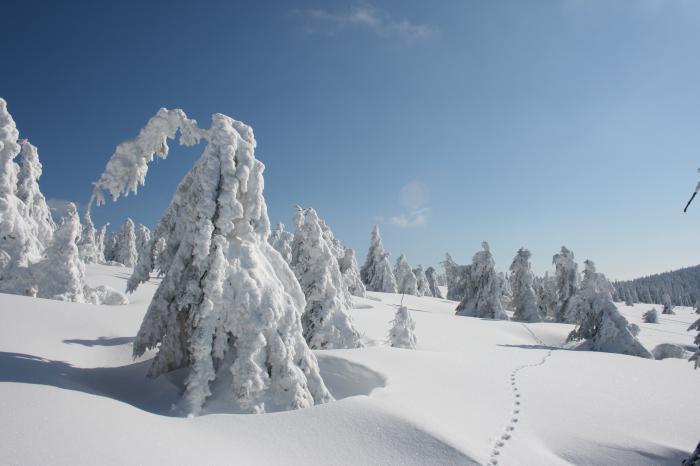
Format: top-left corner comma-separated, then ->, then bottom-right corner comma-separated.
662,293 -> 675,315
269,222 -> 293,263
425,266 -> 443,298
78,211 -> 101,264
394,254 -> 418,296
455,242 -> 508,320
688,316 -> 700,369
135,224 -> 151,262
112,218 -> 138,267
509,248 -> 541,322
289,207 -> 362,350
442,253 -> 469,301
360,225 -> 397,293
534,272 -> 557,320
552,246 -> 579,323
16,140 -> 55,248
642,308 -> 658,323
566,260 -> 651,358
413,265 -> 430,297
388,305 -> 417,349
93,108 -> 331,415
338,247 -> 366,298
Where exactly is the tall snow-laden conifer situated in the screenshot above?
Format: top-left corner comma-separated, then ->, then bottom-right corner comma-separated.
135,224 -> 151,261
16,140 -> 55,248
442,253 -> 469,301
338,247 -> 366,298
425,266 -> 443,298
394,254 -> 418,295
290,207 -> 362,349
78,211 -> 101,264
456,242 -> 508,320
413,265 -> 430,297
95,223 -> 107,263
509,248 -> 541,322
553,246 -> 579,322
113,218 -> 138,267
360,225 -> 397,293
92,108 -> 331,415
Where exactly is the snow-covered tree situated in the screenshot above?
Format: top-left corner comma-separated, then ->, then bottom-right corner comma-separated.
642,308 -> 658,323
509,248 -> 541,322
112,218 -> 138,267
442,253 -> 469,301
35,203 -> 87,302
662,293 -> 675,315
290,207 -> 362,349
389,305 -> 417,349
78,211 -> 101,264
534,272 -> 557,320
413,265 -> 430,297
552,246 -> 579,322
338,247 -> 366,298
92,108 -> 331,415
456,242 -> 508,320
425,266 -> 443,298
394,254 -> 418,295
566,260 -> 651,358
360,225 -> 397,293
103,230 -> 117,262
269,222 -> 293,263
16,140 -> 55,248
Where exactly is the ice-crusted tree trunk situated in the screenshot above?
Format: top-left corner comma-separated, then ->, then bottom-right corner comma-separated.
662,293 -> 675,314
92,108 -> 331,415
338,247 -> 366,298
509,248 -> 541,322
0,98 -> 43,294
394,254 -> 418,295
442,253 -> 469,301
78,211 -> 101,264
360,225 -> 397,293
389,305 -> 417,349
16,140 -> 55,248
566,260 -> 651,358
269,222 -> 293,263
553,246 -> 579,322
413,265 -> 430,297
456,242 -> 508,320
113,218 -> 138,267
425,266 -> 443,298
290,207 -> 362,349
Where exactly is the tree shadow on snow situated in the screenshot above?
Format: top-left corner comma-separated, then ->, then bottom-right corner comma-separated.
63,336 -> 134,347
498,343 -> 572,352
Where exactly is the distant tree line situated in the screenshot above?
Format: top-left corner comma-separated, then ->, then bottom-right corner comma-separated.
612,265 -> 700,306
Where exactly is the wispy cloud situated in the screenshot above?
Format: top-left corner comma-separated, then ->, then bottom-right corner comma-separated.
378,180 -> 431,228
383,207 -> 431,228
292,3 -> 435,43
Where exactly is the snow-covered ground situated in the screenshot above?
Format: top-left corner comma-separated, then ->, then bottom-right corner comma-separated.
0,265 -> 697,465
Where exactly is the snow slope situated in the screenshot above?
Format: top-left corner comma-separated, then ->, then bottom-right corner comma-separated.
0,265 -> 697,465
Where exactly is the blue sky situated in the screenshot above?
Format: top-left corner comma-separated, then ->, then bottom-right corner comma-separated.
2,0 -> 699,280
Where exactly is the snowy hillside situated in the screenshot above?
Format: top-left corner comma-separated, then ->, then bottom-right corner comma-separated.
0,264 -> 696,465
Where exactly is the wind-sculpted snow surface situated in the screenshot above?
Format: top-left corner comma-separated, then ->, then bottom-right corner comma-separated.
94,108 -> 331,415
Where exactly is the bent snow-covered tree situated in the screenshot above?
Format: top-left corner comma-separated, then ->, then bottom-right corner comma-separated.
394,254 -> 418,296
425,266 -> 443,298
567,260 -> 651,358
360,225 -> 397,293
389,305 -> 417,349
552,246 -> 579,322
289,207 -> 362,349
16,140 -> 55,248
91,108 -> 331,415
509,248 -> 541,322
456,242 -> 508,320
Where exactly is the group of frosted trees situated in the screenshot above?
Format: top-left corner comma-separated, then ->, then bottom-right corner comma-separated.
612,264 -> 700,307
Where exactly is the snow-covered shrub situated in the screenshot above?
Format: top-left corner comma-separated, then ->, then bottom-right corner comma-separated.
394,254 -> 418,295
662,293 -> 675,315
566,260 -> 651,358
338,247 -> 366,298
456,242 -> 508,320
360,225 -> 397,293
290,207 -> 362,349
78,211 -> 101,264
642,308 -> 658,323
552,246 -> 579,322
628,323 -> 640,337
269,222 -> 293,263
509,248 -> 541,322
112,218 -> 138,267
413,265 -> 430,297
425,266 -> 443,298
389,305 -> 417,349
442,253 -> 469,301
651,343 -> 688,360
92,108 -> 331,415
16,140 -> 55,248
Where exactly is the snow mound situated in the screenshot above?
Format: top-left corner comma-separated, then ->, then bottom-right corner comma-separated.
652,343 -> 690,360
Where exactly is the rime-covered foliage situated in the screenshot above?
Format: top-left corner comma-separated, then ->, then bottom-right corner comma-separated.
533,272 -> 557,320
135,224 -> 151,262
413,265 -> 430,297
269,222 -> 293,263
612,264 -> 700,306
567,260 -> 651,358
360,225 -> 397,293
389,305 -> 417,349
642,308 -> 658,323
95,224 -> 107,264
0,98 -> 43,292
16,140 -> 55,248
552,246 -> 579,323
36,203 -> 87,302
338,247 -> 366,298
509,248 -> 541,322
112,218 -> 138,267
103,231 -> 117,262
442,253 -> 469,301
661,293 -> 675,315
456,242 -> 508,320
425,266 -> 443,298
78,211 -> 101,264
290,207 -> 362,350
95,108 -> 331,415
394,254 -> 418,295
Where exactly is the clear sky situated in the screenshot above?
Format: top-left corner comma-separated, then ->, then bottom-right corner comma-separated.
2,0 -> 699,280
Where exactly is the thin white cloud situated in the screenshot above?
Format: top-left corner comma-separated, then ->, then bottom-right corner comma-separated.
383,207 -> 431,228
379,180 -> 431,228
292,3 -> 435,43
